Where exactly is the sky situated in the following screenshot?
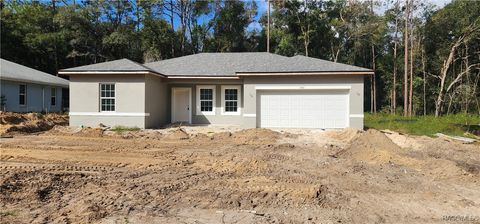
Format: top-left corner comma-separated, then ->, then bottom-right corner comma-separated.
246,0 -> 452,32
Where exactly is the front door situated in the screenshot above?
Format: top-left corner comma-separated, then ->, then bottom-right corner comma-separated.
172,88 -> 191,123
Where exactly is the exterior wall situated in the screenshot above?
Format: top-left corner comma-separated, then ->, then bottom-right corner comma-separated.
167,79 -> 248,127
0,79 -> 64,112
67,74 -> 364,129
145,74 -> 169,128
69,74 -> 147,128
243,75 -> 364,129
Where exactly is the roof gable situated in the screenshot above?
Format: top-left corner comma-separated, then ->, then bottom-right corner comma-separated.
0,59 -> 69,87
61,58 -> 153,72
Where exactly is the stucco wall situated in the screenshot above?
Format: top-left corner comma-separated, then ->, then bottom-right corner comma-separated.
69,74 -> 147,128
243,75 -> 364,129
0,79 -> 64,112
145,74 -> 168,128
167,79 -> 247,126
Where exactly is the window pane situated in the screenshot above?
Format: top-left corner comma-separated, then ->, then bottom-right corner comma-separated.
51,97 -> 56,106
51,88 -> 56,96
19,85 -> 26,94
225,89 -> 237,100
200,101 -> 212,112
19,95 -> 25,105
225,101 -> 237,112
200,89 -> 212,100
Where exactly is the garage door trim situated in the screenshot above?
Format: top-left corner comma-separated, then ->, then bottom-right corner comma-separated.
255,85 -> 351,90
256,88 -> 350,129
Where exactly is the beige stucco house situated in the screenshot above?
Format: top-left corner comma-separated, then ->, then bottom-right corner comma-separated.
59,53 -> 373,129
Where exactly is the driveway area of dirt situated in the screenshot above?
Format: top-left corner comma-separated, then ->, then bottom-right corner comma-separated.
0,125 -> 479,223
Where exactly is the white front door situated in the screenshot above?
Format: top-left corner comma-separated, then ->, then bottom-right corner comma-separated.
172,88 -> 191,123
258,90 -> 349,129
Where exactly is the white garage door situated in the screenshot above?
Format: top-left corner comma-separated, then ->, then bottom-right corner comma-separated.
258,90 -> 349,129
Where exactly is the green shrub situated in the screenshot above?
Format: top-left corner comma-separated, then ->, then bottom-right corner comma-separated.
111,126 -> 141,133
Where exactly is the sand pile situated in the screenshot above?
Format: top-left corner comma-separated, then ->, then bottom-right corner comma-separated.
337,129 -> 420,166
324,128 -> 361,143
230,128 -> 282,145
162,128 -> 190,140
0,112 -> 68,135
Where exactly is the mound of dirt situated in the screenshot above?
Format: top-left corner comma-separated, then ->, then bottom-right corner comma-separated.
324,128 -> 361,143
0,112 -> 68,135
231,128 -> 282,145
48,126 -> 105,137
163,128 -> 190,140
337,129 -> 419,166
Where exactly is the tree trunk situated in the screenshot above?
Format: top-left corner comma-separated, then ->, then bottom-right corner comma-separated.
371,0 -> 376,113
372,45 -> 376,113
422,47 -> 426,116
434,40 -> 463,117
392,5 -> 398,114
267,0 -> 270,53
408,21 -> 414,116
403,0 -> 409,117
169,0 -> 175,57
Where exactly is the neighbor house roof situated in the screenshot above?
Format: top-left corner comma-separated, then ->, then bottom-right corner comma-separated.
1,59 -> 69,87
58,53 -> 373,77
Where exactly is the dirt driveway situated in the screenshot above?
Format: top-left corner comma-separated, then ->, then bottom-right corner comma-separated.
1,127 -> 479,223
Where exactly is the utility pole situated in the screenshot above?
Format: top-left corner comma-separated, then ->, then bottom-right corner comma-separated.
267,0 -> 270,53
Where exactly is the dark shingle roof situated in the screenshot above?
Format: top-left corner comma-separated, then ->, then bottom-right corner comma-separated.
61,58 -> 153,72
60,53 -> 372,77
1,59 -> 69,87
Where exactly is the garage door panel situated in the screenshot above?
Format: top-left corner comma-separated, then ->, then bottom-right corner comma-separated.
259,90 -> 348,129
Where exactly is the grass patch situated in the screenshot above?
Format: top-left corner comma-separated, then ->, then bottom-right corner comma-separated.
111,125 -> 141,133
365,113 -> 480,137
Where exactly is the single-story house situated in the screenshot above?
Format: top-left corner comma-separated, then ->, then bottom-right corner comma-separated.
59,53 -> 373,129
1,58 -> 69,112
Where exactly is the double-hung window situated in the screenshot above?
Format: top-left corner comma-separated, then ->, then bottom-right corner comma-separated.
196,85 -> 215,115
19,84 -> 26,106
100,83 -> 115,112
221,86 -> 241,115
50,87 -> 57,106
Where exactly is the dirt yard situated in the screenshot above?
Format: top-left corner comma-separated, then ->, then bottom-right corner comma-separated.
1,123 -> 479,223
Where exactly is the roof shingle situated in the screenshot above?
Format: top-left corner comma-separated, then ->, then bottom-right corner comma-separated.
60,53 -> 372,77
1,59 -> 69,87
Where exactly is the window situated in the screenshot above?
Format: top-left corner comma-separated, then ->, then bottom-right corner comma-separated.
19,84 -> 26,106
50,87 -> 57,106
100,83 -> 115,112
196,85 -> 215,115
221,86 -> 241,115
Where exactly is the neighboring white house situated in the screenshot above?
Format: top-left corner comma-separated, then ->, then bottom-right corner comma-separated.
0,59 -> 69,112
59,53 -> 373,129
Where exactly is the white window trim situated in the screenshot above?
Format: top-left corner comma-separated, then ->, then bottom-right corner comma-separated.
50,87 -> 57,107
99,83 -> 116,112
196,85 -> 216,115
19,84 -> 27,106
221,85 -> 241,115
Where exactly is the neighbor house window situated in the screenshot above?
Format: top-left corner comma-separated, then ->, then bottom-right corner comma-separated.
100,83 -> 115,112
221,86 -> 241,115
51,87 -> 57,106
19,84 -> 26,106
196,85 -> 215,115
